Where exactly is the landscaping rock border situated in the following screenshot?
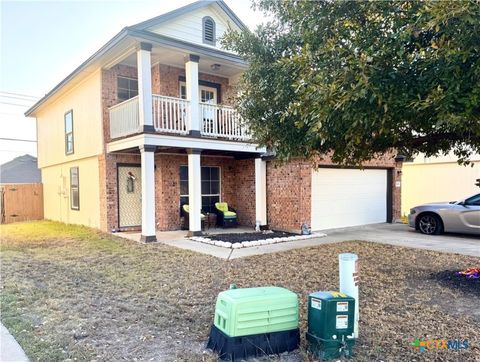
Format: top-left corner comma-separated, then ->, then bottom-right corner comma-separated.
188,233 -> 326,248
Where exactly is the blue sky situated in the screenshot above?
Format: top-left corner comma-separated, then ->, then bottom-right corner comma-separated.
0,0 -> 265,164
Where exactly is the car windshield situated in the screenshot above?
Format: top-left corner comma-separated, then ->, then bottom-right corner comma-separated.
456,193 -> 480,205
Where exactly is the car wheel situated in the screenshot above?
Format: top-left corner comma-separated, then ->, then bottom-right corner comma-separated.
417,214 -> 443,235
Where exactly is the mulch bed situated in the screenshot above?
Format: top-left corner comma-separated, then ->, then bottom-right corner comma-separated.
207,230 -> 296,243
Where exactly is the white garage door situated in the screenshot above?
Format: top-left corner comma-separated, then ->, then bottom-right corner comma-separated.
311,168 -> 388,231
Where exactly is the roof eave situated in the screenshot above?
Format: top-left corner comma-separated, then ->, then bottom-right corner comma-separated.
25,28 -> 131,117
127,28 -> 248,66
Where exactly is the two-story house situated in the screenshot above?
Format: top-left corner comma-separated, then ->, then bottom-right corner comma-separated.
26,0 -> 403,243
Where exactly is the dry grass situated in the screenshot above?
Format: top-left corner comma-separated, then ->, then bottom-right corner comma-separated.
1,221 -> 479,361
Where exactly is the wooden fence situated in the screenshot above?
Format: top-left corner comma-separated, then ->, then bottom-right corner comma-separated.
0,183 -> 43,224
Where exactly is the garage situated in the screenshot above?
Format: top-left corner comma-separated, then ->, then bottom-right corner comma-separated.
311,168 -> 389,231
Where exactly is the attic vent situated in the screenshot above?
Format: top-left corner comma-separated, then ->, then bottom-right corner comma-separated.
202,16 -> 216,45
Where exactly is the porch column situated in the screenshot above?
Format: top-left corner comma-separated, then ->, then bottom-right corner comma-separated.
185,54 -> 200,136
137,42 -> 154,132
187,148 -> 202,235
255,157 -> 267,227
140,145 -> 156,242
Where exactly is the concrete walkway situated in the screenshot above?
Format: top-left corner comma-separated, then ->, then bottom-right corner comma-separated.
116,223 -> 480,259
0,323 -> 28,362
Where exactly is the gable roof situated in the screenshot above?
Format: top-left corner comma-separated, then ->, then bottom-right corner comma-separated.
0,154 -> 41,184
131,0 -> 247,31
25,0 -> 247,118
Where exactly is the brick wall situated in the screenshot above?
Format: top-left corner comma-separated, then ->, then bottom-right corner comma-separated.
99,62 -> 239,232
101,65 -> 138,144
155,154 -> 255,230
99,152 -> 255,232
152,64 -> 232,104
102,63 -> 232,144
98,153 -> 141,232
266,160 -> 312,232
266,156 -> 403,233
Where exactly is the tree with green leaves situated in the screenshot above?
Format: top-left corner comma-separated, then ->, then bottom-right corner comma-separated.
223,0 -> 480,165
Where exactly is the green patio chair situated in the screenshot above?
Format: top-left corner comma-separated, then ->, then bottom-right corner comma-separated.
181,204 -> 206,230
214,202 -> 237,228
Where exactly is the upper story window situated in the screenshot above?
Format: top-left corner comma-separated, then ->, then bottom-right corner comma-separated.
202,16 -> 216,46
64,110 -> 74,155
117,76 -> 138,102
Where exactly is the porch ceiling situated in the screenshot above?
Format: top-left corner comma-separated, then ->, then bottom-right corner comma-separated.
107,133 -> 266,155
118,43 -> 245,78
109,146 -> 261,160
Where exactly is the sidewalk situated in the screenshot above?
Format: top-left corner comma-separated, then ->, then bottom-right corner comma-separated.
0,323 -> 29,362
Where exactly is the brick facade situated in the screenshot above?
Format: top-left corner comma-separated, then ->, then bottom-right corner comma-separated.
154,154 -> 255,230
98,62 -> 402,234
151,64 -> 232,104
101,65 -> 138,144
266,156 -> 403,232
99,152 -> 256,232
99,62 -> 237,232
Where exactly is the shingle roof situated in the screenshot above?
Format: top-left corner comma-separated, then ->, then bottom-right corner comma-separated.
0,154 -> 41,184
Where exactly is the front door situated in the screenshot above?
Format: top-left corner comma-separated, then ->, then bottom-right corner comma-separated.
118,165 -> 142,228
199,86 -> 217,133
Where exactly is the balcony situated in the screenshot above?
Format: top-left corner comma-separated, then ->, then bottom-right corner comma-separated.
109,94 -> 250,141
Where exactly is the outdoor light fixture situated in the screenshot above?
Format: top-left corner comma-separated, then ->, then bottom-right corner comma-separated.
211,63 -> 221,71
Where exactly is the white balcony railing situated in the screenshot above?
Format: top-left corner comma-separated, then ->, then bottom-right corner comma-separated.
200,103 -> 250,141
109,96 -> 140,139
109,95 -> 250,141
152,95 -> 189,135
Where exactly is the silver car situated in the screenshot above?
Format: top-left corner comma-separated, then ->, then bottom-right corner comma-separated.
408,193 -> 480,235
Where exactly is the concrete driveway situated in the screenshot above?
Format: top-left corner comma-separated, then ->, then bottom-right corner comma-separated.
319,223 -> 480,258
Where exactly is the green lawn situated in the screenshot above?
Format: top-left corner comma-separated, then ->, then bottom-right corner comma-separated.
1,221 -> 478,361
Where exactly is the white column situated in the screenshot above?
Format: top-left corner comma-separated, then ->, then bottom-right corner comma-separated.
187,149 -> 202,235
137,42 -> 154,132
255,158 -> 267,227
140,145 -> 156,242
185,54 -> 200,135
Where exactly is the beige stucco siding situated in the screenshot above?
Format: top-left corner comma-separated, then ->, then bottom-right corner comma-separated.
42,156 -> 101,228
36,71 -> 103,168
401,161 -> 480,215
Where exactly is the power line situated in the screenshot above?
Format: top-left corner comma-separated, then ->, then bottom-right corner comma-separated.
0,101 -> 32,107
0,91 -> 40,99
0,94 -> 40,101
0,137 -> 37,143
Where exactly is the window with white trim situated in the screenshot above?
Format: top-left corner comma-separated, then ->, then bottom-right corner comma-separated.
180,165 -> 220,213
64,110 -> 74,155
117,76 -> 138,102
70,167 -> 80,210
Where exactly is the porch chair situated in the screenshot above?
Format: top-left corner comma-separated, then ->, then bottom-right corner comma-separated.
214,202 -> 237,228
181,204 -> 206,230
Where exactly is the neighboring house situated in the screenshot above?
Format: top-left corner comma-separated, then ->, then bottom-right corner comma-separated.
0,154 -> 41,183
25,0 -> 403,242
402,153 -> 480,215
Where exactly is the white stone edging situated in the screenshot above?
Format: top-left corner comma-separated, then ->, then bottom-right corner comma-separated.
188,233 -> 326,248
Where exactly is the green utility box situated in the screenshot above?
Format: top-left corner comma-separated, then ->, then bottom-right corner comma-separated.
213,286 -> 299,337
306,291 -> 356,360
207,286 -> 300,360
